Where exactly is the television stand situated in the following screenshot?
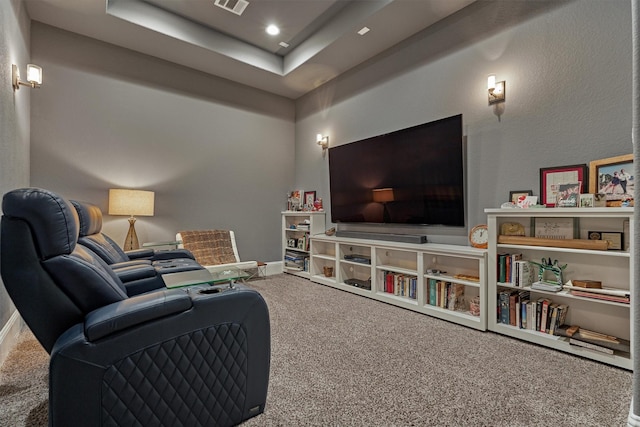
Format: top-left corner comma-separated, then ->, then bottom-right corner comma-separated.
335,230 -> 427,244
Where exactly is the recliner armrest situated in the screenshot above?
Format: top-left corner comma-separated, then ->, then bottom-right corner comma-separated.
113,264 -> 156,282
125,248 -> 155,260
84,289 -> 192,341
111,259 -> 152,269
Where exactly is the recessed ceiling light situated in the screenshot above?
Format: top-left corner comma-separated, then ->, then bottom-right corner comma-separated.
266,24 -> 280,36
279,42 -> 290,48
357,27 -> 370,36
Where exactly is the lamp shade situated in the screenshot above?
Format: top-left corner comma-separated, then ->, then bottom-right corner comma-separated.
372,188 -> 395,203
108,189 -> 155,216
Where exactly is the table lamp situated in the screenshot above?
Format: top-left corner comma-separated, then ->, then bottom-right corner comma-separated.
108,189 -> 155,250
372,188 -> 394,223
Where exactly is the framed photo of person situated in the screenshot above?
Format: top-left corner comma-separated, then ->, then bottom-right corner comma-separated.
539,164 -> 588,207
303,191 -> 316,209
589,154 -> 633,207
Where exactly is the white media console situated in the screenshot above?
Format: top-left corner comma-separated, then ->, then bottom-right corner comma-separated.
304,233 -> 488,331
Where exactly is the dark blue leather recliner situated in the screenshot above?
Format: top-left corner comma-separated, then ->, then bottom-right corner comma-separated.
71,199 -> 206,295
0,188 -> 271,426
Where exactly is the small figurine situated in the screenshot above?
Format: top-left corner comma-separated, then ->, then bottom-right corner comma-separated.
314,198 -> 323,211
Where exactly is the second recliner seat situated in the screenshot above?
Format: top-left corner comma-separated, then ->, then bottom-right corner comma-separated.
71,200 -> 206,294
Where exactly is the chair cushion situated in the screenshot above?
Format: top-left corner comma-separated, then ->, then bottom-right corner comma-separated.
178,230 -> 238,266
71,200 -> 103,236
2,188 -> 79,259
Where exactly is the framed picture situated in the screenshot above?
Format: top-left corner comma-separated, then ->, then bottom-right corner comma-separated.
509,190 -> 533,204
534,217 -> 577,240
540,164 -> 588,207
288,190 -> 302,210
303,191 -> 316,209
555,183 -> 581,207
588,154 -> 633,207
588,231 -> 623,250
579,193 -> 595,208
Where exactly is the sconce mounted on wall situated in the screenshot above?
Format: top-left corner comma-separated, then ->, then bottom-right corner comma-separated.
12,64 -> 43,91
487,74 -> 505,105
317,134 -> 329,151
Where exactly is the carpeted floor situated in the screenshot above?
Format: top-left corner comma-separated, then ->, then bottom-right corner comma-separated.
0,273 -> 633,426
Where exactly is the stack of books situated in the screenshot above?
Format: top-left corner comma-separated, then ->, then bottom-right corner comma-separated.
563,280 -> 630,304
555,325 -> 630,356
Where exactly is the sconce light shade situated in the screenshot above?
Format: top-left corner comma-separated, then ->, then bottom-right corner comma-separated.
316,133 -> 329,150
12,63 -> 43,90
108,189 -> 155,250
487,74 -> 505,105
487,74 -> 496,91
26,64 -> 42,85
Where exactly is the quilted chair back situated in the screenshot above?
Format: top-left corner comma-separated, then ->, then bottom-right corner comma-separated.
1,188 -> 128,353
71,200 -> 131,264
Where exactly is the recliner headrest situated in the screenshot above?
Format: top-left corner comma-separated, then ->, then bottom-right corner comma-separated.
2,188 -> 79,259
71,200 -> 103,237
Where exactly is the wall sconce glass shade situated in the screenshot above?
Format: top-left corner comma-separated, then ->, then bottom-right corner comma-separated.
487,74 -> 505,105
316,134 -> 329,150
108,189 -> 155,250
12,63 -> 43,90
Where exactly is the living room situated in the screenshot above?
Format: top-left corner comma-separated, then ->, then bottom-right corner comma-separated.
1,0 -> 637,424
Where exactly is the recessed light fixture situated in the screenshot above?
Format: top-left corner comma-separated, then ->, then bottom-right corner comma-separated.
357,27 -> 370,36
279,41 -> 290,48
266,24 -> 280,36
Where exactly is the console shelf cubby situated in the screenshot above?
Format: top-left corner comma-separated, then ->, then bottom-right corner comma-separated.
308,234 -> 487,330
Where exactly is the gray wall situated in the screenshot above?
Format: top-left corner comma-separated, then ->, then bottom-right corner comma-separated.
0,0 -> 31,350
30,23 -> 296,263
295,0 -> 633,245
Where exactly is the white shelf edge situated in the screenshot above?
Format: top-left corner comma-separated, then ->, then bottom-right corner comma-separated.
376,264 -> 418,276
497,244 -> 630,257
424,274 -> 481,288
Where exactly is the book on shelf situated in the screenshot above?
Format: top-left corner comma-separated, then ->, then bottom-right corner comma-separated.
569,338 -> 614,355
563,282 -> 630,303
556,325 -> 630,354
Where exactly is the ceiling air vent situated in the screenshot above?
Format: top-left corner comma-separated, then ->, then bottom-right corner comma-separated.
213,0 -> 249,16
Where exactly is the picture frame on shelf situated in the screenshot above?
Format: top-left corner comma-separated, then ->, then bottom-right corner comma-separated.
534,217 -> 577,240
303,191 -> 316,210
588,154 -> 633,207
288,190 -> 302,211
508,190 -> 533,204
539,164 -> 588,207
556,182 -> 581,207
588,231 -> 623,250
579,193 -> 595,207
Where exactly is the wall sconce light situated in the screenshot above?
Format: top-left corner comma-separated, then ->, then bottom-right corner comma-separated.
108,189 -> 155,251
12,64 -> 43,91
487,74 -> 505,105
317,134 -> 329,151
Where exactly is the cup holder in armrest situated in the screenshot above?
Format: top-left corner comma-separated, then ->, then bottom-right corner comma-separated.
199,287 -> 223,294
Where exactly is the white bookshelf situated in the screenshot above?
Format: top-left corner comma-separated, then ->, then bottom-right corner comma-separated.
282,211 -> 326,278
486,207 -> 633,370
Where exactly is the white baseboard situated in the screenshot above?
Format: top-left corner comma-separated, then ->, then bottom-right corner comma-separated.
0,310 -> 24,368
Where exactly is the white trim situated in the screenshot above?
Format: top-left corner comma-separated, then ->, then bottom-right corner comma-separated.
0,311 -> 24,368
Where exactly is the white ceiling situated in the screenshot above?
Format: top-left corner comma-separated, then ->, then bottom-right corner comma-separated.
25,0 -> 476,99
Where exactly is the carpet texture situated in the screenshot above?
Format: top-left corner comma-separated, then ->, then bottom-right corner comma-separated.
0,274 -> 633,426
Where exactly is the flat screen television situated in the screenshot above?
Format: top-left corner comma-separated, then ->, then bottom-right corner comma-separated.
328,114 -> 465,226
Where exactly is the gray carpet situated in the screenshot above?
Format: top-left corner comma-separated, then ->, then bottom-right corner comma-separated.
0,274 -> 633,426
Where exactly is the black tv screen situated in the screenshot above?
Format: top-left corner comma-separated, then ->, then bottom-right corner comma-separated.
328,114 -> 465,226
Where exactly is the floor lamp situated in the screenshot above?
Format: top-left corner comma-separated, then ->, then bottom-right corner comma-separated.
108,189 -> 155,251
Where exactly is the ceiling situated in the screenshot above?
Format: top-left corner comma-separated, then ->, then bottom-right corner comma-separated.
24,0 -> 476,99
